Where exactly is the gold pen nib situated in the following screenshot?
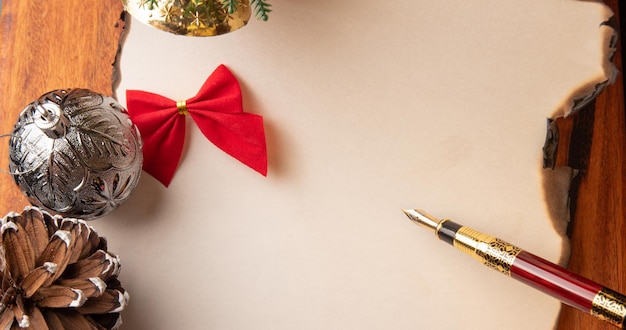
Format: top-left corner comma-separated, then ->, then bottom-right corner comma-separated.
402,209 -> 441,233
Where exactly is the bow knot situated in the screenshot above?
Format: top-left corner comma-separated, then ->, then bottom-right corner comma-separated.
126,65 -> 267,187
176,100 -> 189,116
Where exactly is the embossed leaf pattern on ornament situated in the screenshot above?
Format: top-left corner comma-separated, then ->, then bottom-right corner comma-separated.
9,114 -> 84,213
8,89 -> 143,219
69,109 -> 135,172
9,117 -> 53,175
34,138 -> 86,213
61,90 -> 104,117
83,173 -> 140,218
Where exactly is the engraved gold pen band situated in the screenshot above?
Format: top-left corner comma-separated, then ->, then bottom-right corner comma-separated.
403,209 -> 626,328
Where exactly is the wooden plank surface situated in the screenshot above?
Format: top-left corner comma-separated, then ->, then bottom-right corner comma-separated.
0,0 -> 125,214
556,1 -> 626,329
0,1 -> 624,329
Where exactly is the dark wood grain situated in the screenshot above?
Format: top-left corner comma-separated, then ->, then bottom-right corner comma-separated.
556,1 -> 625,329
0,0 -> 125,215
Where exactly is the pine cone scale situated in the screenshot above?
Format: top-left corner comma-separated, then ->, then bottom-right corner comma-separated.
77,289 -> 129,315
40,309 -> 63,329
20,264 -> 56,298
14,209 -> 50,259
25,306 -> 48,330
0,207 -> 127,329
78,230 -> 104,262
67,225 -> 91,264
2,221 -> 37,282
36,230 -> 75,288
44,310 -> 100,330
11,298 -> 28,328
63,250 -> 120,281
34,285 -> 87,309
0,298 -> 15,328
56,277 -> 107,299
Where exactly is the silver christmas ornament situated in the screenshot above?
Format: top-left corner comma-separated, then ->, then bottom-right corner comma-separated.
8,89 -> 143,219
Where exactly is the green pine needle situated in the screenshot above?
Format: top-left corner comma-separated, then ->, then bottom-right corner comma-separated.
251,0 -> 272,21
144,0 -> 160,10
221,0 -> 239,14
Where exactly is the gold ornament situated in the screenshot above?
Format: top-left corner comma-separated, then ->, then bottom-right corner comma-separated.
123,0 -> 252,36
0,207 -> 129,329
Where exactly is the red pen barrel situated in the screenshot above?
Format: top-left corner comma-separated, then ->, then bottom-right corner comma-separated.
403,210 -> 626,328
511,251 -> 600,311
434,218 -> 626,328
511,251 -> 626,327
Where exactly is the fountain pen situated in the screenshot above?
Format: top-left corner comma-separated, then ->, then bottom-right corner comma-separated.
403,209 -> 626,328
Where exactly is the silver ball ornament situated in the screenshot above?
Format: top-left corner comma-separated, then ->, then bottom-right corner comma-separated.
8,89 -> 143,219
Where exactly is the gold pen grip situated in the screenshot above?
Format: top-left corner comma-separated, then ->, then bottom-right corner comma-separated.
404,210 -> 626,328
452,226 -> 521,276
451,224 -> 626,327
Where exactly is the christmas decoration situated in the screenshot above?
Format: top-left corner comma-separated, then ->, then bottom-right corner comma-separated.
123,0 -> 271,37
8,89 -> 143,220
0,206 -> 128,329
126,64 -> 267,187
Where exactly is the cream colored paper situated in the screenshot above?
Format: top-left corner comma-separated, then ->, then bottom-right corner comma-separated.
102,1 -> 614,329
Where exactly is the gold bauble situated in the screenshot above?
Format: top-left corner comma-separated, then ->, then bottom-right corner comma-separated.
123,0 -> 251,37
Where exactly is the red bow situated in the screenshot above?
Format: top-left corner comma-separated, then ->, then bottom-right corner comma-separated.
126,65 -> 267,187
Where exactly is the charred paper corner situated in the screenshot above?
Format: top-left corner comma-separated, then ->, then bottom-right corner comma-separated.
111,11 -> 128,101
542,118 -> 559,170
563,14 -> 618,116
542,1 -> 618,260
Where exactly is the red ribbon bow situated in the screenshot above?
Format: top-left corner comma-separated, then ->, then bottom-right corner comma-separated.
126,65 -> 267,187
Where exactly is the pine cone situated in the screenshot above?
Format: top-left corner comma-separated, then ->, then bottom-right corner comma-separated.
0,207 -> 128,329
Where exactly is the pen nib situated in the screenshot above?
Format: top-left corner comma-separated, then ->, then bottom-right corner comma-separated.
402,209 -> 441,233
402,209 -> 419,221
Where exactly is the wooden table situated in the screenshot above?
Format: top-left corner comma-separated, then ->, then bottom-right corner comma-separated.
556,2 -> 626,329
0,1 -> 624,329
0,0 -> 125,212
